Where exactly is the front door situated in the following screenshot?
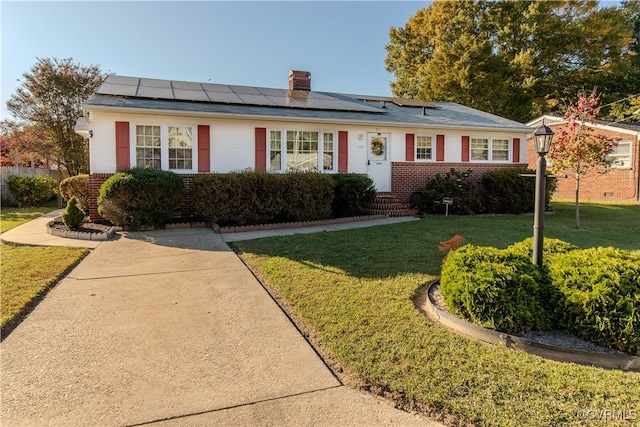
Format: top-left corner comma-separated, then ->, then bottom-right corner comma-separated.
367,133 -> 391,192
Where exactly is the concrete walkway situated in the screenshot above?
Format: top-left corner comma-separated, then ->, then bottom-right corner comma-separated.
1,216 -> 440,426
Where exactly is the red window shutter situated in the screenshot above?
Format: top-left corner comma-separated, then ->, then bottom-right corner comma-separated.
405,134 -> 415,161
436,134 -> 445,162
461,136 -> 470,162
198,125 -> 210,172
338,131 -> 348,172
512,138 -> 520,163
115,121 -> 130,171
255,127 -> 267,171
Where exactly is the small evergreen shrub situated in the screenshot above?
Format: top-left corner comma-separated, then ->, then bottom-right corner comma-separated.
97,168 -> 184,230
441,244 -> 552,333
6,175 -> 58,207
62,197 -> 86,229
419,169 -> 484,215
331,173 -> 377,217
548,247 -> 640,355
59,174 -> 89,214
280,172 -> 335,222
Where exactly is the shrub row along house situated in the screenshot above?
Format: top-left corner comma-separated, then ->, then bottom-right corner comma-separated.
76,71 -> 533,221
526,116 -> 640,202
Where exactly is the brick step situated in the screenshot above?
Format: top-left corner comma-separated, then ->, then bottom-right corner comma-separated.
365,195 -> 419,217
364,208 -> 420,217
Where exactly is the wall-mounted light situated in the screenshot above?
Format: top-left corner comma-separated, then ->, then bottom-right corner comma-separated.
89,130 -> 93,138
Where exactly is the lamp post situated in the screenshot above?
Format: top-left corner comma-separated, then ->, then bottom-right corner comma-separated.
532,122 -> 554,267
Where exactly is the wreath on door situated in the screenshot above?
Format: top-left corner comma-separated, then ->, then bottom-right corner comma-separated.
371,137 -> 385,156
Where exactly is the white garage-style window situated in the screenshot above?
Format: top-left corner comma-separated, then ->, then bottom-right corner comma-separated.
269,129 -> 336,172
134,123 -> 195,171
416,135 -> 433,160
471,137 -> 511,161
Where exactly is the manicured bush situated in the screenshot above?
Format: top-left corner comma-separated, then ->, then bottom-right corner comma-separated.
62,197 -> 86,229
97,168 -> 184,230
441,244 -> 553,333
192,171 -> 335,226
280,172 -> 335,222
548,247 -> 640,355
418,169 -> 484,215
331,173 -> 377,217
59,174 -> 89,214
481,168 -> 556,214
6,175 -> 58,207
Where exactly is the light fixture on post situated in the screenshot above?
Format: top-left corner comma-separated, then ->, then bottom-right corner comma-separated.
532,122 -> 554,267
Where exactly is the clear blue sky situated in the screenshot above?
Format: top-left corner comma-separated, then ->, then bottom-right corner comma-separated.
1,1 -> 432,119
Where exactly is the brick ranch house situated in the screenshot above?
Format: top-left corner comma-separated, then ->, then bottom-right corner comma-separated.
526,116 -> 640,202
77,71 -> 534,221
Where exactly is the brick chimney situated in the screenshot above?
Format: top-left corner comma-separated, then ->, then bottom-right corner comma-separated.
288,70 -> 311,91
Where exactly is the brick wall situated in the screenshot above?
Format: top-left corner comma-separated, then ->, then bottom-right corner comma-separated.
526,125 -> 640,202
391,162 -> 526,202
88,173 -> 198,222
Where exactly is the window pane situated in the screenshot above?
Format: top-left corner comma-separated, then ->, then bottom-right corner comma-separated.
492,139 -> 509,161
416,136 -> 432,159
287,130 -> 319,171
608,141 -> 631,167
323,133 -> 334,170
168,126 -> 193,170
136,125 -> 162,168
471,138 -> 488,161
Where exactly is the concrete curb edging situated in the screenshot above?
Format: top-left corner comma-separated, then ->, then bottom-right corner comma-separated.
417,281 -> 640,372
46,220 -> 115,241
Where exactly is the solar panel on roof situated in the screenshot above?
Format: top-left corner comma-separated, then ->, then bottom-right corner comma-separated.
95,75 -> 385,113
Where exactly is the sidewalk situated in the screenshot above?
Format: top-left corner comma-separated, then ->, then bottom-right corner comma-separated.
1,216 -> 440,426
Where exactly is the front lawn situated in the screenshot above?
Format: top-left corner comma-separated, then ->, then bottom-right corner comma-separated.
1,203 -> 88,336
233,201 -> 640,426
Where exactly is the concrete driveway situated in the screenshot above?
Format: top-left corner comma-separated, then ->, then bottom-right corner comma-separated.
1,228 -> 439,426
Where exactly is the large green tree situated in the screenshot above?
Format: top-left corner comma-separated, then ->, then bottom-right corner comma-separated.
385,0 -> 635,123
6,58 -> 104,175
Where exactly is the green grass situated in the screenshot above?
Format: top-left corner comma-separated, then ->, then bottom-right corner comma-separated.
233,201 -> 640,426
1,202 -> 87,336
0,201 -> 59,233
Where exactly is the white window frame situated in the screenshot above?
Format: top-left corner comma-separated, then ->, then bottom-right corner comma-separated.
415,134 -> 434,161
607,140 -> 632,169
470,137 -> 512,162
268,128 -> 336,173
131,121 -> 198,173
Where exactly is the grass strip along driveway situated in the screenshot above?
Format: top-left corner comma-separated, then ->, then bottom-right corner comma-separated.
233,201 -> 640,427
1,205 -> 88,335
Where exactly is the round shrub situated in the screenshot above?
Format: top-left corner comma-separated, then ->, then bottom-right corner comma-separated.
548,247 -> 640,355
97,168 -> 184,230
62,197 -> 86,229
419,168 -> 484,215
59,174 -> 89,214
441,244 -> 553,333
6,175 -> 58,207
331,173 -> 377,217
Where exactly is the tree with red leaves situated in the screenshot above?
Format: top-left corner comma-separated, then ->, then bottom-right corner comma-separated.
548,90 -> 619,229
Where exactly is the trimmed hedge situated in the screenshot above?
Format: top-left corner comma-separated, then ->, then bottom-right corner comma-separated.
97,168 -> 184,230
441,238 -> 640,354
418,168 -> 557,215
192,171 -> 335,226
440,243 -> 553,333
5,175 -> 58,207
59,174 -> 89,214
548,247 -> 640,354
331,173 -> 377,217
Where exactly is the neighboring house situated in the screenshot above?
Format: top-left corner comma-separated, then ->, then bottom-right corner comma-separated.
78,71 -> 533,220
526,116 -> 640,202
